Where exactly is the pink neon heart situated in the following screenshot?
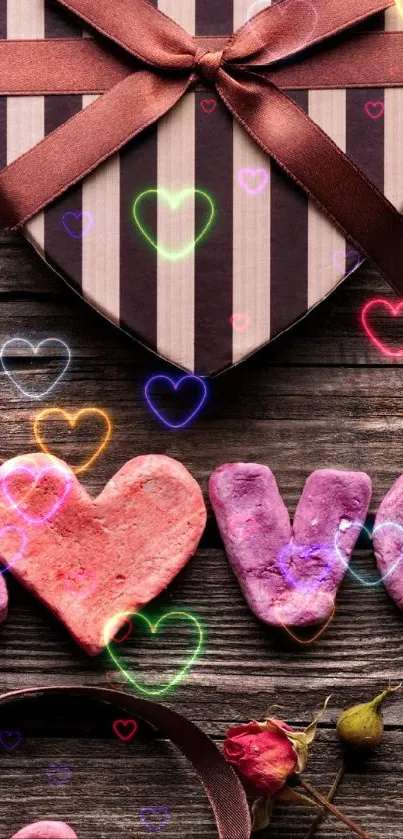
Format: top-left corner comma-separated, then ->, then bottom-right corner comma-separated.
238,168 -> 269,196
230,313 -> 250,333
200,99 -> 217,114
361,298 -> 403,358
2,463 -> 72,525
112,718 -> 138,742
364,101 -> 384,120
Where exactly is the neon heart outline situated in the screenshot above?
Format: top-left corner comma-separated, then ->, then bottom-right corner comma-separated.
0,730 -> 22,751
62,210 -> 94,239
273,592 -> 336,645
104,610 -> 204,697
45,763 -> 72,785
361,298 -> 403,358
144,375 -> 207,429
2,463 -> 72,525
139,806 -> 170,833
237,168 -> 269,195
332,249 -> 361,275
112,718 -> 138,742
200,99 -> 217,114
0,525 -> 27,574
364,101 -> 384,120
33,407 -> 112,473
278,541 -> 335,593
230,313 -> 250,333
0,337 -> 71,400
334,519 -> 403,587
132,188 -> 215,261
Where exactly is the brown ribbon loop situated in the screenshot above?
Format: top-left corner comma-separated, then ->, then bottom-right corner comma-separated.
0,685 -> 252,839
1,0 -> 403,295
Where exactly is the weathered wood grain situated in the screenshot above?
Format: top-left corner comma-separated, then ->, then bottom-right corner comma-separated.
0,232 -> 403,838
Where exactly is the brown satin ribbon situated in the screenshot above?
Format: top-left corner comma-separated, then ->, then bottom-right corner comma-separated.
0,684 -> 252,839
0,0 -> 403,294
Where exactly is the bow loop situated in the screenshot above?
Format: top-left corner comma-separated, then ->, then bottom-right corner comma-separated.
194,49 -> 225,83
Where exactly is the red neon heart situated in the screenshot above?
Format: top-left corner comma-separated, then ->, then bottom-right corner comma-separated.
229,313 -> 250,333
200,99 -> 216,114
361,298 -> 403,358
112,718 -> 138,742
364,101 -> 384,120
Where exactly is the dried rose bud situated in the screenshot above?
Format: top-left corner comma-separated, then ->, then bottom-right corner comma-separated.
337,683 -> 401,749
223,720 -> 298,795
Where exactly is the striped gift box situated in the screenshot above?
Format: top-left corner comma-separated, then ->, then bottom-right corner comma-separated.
0,0 -> 401,375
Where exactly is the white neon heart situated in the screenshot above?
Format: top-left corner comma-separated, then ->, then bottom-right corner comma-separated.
1,337 -> 71,399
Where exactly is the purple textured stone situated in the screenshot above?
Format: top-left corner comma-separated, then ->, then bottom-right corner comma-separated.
11,823 -> 77,839
0,573 -> 8,624
209,464 -> 371,626
374,474 -> 403,607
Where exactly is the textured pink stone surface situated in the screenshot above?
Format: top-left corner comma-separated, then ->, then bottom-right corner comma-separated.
0,453 -> 206,654
209,464 -> 371,625
11,822 -> 77,838
0,572 -> 8,624
374,473 -> 403,608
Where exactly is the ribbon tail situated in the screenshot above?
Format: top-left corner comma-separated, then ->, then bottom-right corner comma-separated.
0,70 -> 192,231
217,69 -> 403,295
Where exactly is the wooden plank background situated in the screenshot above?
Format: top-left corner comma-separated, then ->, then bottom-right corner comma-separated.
0,229 -> 402,839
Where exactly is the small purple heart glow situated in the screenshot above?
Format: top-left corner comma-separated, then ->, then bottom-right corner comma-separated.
332,249 -> 361,275
278,542 -> 334,593
0,730 -> 22,751
144,375 -> 207,429
62,211 -> 94,239
139,806 -> 170,833
46,763 -> 72,785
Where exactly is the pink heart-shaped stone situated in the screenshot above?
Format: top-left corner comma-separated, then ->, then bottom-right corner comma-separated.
210,464 -> 371,625
0,453 -> 206,654
11,822 -> 77,838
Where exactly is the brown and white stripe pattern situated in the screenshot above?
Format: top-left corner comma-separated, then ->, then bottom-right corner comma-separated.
0,0 -> 400,373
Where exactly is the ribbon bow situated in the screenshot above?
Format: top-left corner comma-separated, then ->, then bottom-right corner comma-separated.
1,0 -> 403,292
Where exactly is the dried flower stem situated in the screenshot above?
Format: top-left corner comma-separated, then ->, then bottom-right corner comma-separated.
299,777 -> 373,839
302,761 -> 345,839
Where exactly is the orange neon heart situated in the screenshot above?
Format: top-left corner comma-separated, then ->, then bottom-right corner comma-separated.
33,408 -> 112,474
273,591 -> 335,645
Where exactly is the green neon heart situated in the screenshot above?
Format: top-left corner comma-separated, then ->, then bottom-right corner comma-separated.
132,188 -> 215,261
104,610 -> 204,697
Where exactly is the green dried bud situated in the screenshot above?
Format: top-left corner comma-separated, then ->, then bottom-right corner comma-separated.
337,683 -> 401,749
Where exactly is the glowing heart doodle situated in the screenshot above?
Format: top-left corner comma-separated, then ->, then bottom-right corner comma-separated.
200,99 -> 217,114
33,407 -> 112,473
132,188 -> 215,261
361,298 -> 403,358
278,542 -> 334,593
0,338 -> 71,400
238,168 -> 269,196
332,249 -> 361,275
2,463 -> 72,525
0,730 -> 22,751
46,763 -> 72,785
230,313 -> 250,333
364,101 -> 384,120
105,669 -> 128,688
104,610 -> 204,696
112,719 -> 138,742
334,520 -> 403,586
145,375 -> 207,429
0,526 -> 27,574
62,210 -> 94,239
61,569 -> 97,600
139,807 -> 170,833
273,591 -> 335,645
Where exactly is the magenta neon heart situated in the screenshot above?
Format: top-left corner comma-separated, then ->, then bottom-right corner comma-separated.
62,210 -> 94,239
2,464 -> 72,525
364,101 -> 384,120
238,168 -> 269,196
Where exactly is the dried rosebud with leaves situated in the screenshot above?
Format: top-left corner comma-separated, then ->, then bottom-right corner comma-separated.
337,683 -> 401,749
224,697 -> 374,839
